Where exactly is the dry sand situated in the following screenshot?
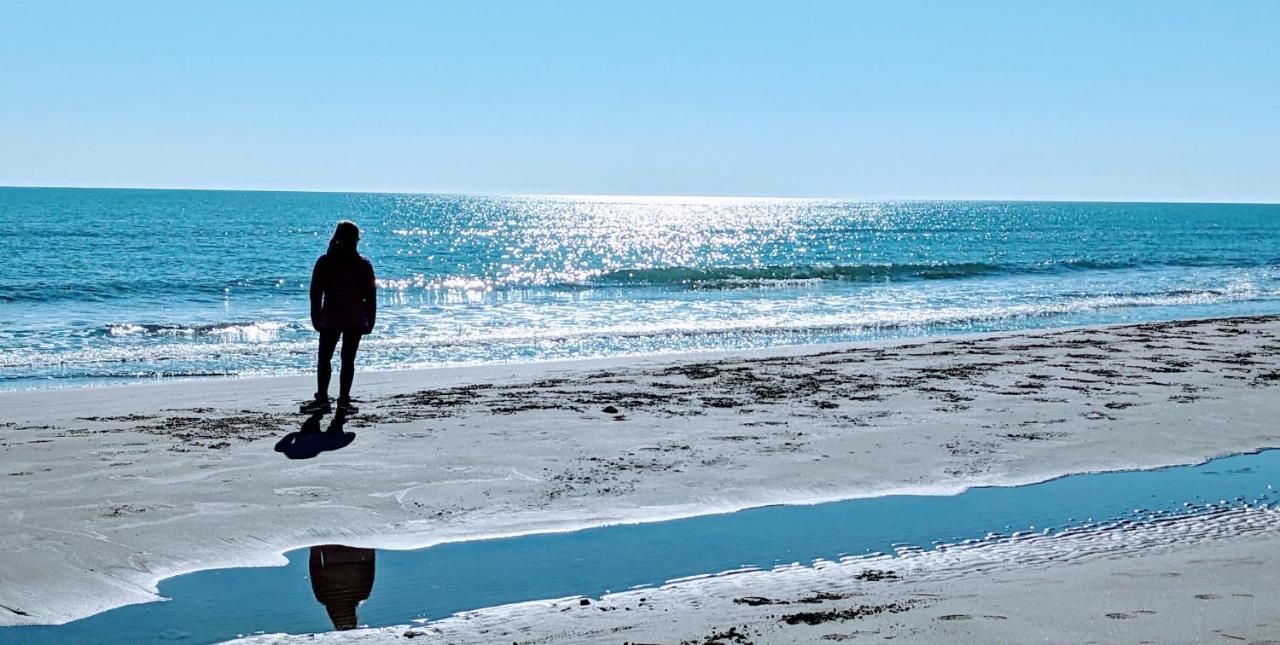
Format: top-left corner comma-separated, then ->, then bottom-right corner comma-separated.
3,315 -> 1280,639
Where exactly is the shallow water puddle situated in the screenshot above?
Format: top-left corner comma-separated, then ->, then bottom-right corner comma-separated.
4,450 -> 1277,643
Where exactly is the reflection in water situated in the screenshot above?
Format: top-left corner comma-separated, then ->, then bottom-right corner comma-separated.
309,545 -> 376,630
275,411 -> 355,459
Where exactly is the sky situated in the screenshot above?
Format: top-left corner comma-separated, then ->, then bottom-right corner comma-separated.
1,1 -> 1277,201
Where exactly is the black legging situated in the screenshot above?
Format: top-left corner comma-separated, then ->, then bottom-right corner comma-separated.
317,328 -> 363,402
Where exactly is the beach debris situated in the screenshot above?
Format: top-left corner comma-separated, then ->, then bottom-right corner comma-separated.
852,569 -> 900,582
133,412 -> 290,450
0,604 -> 29,616
679,625 -> 754,645
780,601 -> 914,625
77,414 -> 158,422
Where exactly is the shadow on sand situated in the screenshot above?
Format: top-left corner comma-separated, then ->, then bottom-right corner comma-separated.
274,411 -> 355,459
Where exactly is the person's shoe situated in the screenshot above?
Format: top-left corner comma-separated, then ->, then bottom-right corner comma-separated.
335,398 -> 359,414
300,396 -> 332,414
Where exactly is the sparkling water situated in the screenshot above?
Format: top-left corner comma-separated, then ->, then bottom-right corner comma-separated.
3,187 -> 1279,388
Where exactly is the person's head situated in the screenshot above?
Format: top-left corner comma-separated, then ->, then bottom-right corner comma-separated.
328,220 -> 361,255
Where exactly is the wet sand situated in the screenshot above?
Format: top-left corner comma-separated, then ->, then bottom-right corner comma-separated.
237,505 -> 1280,643
3,315 -> 1280,636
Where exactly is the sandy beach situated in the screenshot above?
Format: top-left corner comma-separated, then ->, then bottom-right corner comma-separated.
4,315 -> 1280,641
8,1 -> 1280,640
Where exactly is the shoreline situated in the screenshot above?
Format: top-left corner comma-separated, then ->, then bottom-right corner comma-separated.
6,311 -> 1277,395
3,314 -> 1280,629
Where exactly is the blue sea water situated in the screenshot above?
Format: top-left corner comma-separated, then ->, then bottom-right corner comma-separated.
2,187 -> 1279,388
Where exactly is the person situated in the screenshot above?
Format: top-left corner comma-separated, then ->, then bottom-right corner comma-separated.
302,220 -> 376,414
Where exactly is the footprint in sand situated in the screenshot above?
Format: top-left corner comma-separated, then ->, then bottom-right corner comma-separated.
1106,612 -> 1134,619
936,614 -> 972,621
1194,593 -> 1222,600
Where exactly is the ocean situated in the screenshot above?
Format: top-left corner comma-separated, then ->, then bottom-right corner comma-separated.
2,187 -> 1278,389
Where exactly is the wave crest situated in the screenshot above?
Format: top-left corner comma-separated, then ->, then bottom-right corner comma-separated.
100,321 -> 295,342
592,262 -> 1005,286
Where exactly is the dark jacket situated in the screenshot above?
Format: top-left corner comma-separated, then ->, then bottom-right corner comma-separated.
310,253 -> 376,331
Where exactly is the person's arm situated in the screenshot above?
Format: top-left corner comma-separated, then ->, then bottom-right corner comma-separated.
363,260 -> 377,334
309,257 -> 325,331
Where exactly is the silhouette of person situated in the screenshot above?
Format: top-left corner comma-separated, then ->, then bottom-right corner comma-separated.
309,545 -> 376,630
274,411 -> 356,459
302,220 -> 376,415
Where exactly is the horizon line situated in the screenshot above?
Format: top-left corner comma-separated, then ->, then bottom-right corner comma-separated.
1,183 -> 1277,207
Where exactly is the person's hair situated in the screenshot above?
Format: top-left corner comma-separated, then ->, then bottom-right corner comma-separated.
327,220 -> 361,256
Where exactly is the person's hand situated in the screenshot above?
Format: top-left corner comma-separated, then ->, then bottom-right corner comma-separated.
363,323 -> 375,335
311,315 -> 321,332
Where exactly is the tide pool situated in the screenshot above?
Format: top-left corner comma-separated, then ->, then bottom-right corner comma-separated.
3,449 -> 1276,644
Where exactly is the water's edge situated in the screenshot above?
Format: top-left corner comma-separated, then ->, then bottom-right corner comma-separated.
5,447 -> 1277,644
7,311 -> 1279,393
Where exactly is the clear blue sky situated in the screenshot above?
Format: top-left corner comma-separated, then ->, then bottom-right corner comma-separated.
2,1 -> 1277,201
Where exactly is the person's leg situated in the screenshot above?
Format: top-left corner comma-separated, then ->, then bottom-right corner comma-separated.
316,329 -> 340,400
337,329 -> 363,403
